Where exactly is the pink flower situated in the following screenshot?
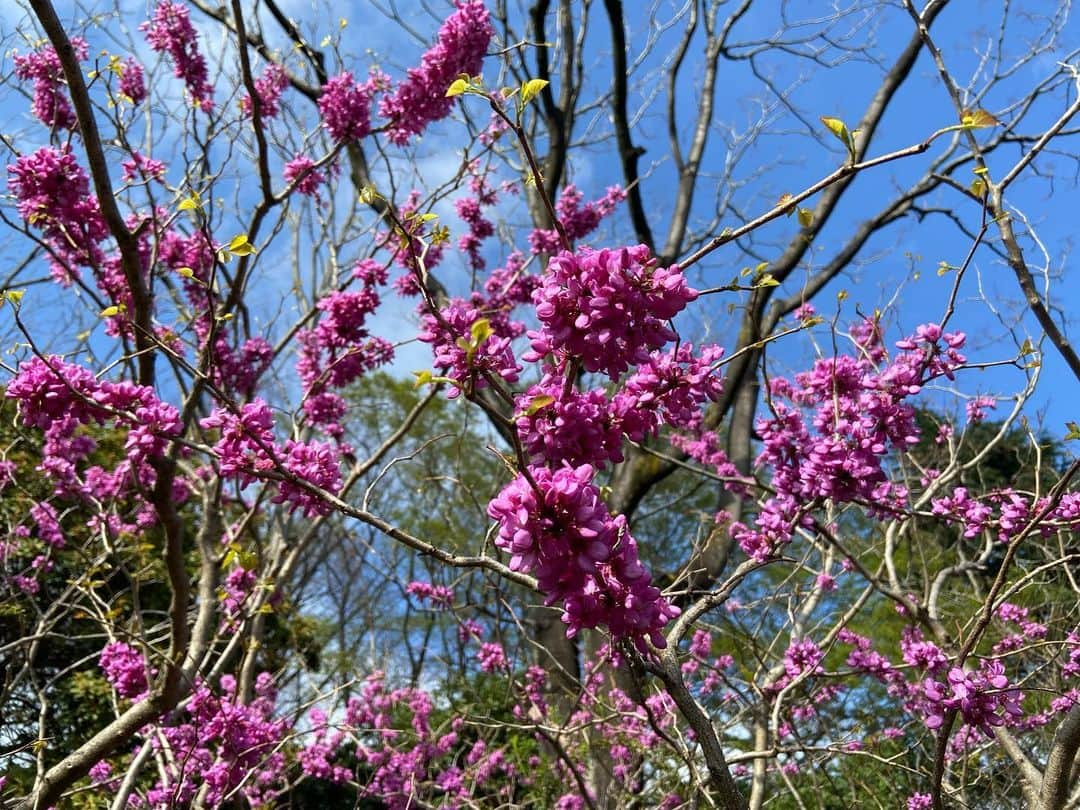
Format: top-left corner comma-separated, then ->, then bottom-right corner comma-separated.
378,1 -> 494,144
13,38 -> 88,129
487,464 -> 678,651
242,63 -> 288,118
119,58 -> 147,104
99,641 -> 151,699
525,245 -> 698,379
319,71 -> 375,142
283,154 -> 326,197
143,2 -> 215,112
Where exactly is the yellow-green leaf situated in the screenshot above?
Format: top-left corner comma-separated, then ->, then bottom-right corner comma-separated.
446,77 -> 469,97
101,305 -> 122,318
756,274 -> 779,288
228,234 -> 255,256
177,266 -> 195,279
961,108 -> 998,129
524,394 -> 555,416
820,115 -> 856,160
797,207 -> 814,228
5,289 -> 25,306
520,78 -> 549,106
820,116 -> 848,142
470,317 -> 493,346
1067,422 -> 1080,441
414,369 -> 434,388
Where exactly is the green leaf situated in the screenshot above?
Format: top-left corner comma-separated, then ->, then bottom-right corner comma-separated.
821,115 -> 856,161
524,394 -> 555,416
470,317 -> 493,346
178,193 -> 202,212
4,289 -> 25,306
796,207 -> 814,229
520,78 -> 549,106
100,304 -> 124,318
228,234 -> 255,256
1066,422 -> 1080,441
1019,338 -> 1036,356
961,109 -> 998,129
446,77 -> 469,97
414,369 -> 434,388
755,274 -> 779,288
820,116 -> 847,141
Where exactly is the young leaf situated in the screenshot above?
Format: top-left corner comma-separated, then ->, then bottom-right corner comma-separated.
520,78 -> 549,106
228,234 -> 256,256
797,207 -> 814,228
820,115 -> 856,160
961,108 -> 998,129
524,394 -> 555,415
820,116 -> 848,141
470,318 -> 493,346
446,77 -> 469,97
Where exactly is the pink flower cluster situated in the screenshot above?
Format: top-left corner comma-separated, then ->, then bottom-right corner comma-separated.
487,464 -> 679,651
456,194 -> 495,270
784,637 -> 824,679
146,674 -> 286,807
13,38 -> 88,129
526,245 -> 698,379
922,661 -> 1024,734
6,356 -> 181,511
419,297 -> 522,398
201,400 -> 342,516
297,671 -> 517,808
931,487 -> 1080,544
122,151 -> 167,182
143,1 -> 215,112
378,1 -> 494,144
296,261 -> 394,434
283,154 -> 325,198
528,185 -> 627,253
513,345 -> 722,468
7,145 -> 108,285
731,321 -> 968,562
241,63 -> 288,118
99,641 -> 151,699
516,378 -> 627,467
406,580 -> 455,608
319,71 -> 378,142
477,642 -> 509,672
119,58 -> 147,105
